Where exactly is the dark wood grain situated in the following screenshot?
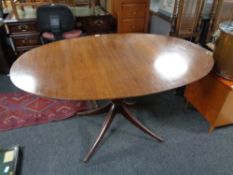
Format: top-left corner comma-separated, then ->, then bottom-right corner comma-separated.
10,34 -> 214,100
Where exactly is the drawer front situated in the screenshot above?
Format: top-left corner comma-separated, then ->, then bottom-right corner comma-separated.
16,46 -> 40,56
80,16 -> 116,34
7,22 -> 37,34
121,4 -> 147,19
120,19 -> 145,33
12,34 -> 41,47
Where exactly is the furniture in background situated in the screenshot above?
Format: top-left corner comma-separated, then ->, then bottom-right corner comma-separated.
9,0 -> 54,19
170,0 -> 205,41
10,34 -> 214,162
110,0 -> 150,33
149,0 -> 233,45
3,5 -> 115,56
149,0 -> 206,41
185,73 -> 233,133
8,0 -> 105,17
37,4 -> 82,42
198,0 -> 214,46
206,0 -> 233,43
213,21 -> 233,80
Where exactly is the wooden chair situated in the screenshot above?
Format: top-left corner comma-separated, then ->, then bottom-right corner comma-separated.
207,0 -> 233,42
170,0 -> 205,41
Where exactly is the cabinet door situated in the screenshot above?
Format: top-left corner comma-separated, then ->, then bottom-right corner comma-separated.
117,0 -> 149,33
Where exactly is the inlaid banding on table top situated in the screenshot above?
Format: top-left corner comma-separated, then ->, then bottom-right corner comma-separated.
10,34 -> 214,100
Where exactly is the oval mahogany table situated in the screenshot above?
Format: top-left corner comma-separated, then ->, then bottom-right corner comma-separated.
10,34 -> 214,162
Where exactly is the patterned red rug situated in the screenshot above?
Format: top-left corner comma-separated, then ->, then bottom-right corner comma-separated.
0,92 -> 95,131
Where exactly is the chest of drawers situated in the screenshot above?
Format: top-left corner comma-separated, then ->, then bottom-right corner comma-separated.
6,20 -> 41,56
112,0 -> 150,33
5,21 -> 42,56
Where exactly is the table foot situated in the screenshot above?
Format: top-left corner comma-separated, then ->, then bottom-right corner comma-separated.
83,100 -> 163,163
119,106 -> 164,142
83,104 -> 116,163
208,126 -> 215,133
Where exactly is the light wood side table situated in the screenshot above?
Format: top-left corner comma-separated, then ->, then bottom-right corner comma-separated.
185,73 -> 233,133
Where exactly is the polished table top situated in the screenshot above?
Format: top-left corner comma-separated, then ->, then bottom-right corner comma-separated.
10,34 -> 214,101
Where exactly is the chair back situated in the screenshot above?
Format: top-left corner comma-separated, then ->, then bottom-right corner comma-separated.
37,4 -> 75,35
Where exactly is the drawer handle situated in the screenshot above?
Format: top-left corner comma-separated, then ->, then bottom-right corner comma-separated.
21,40 -> 26,44
29,39 -> 37,44
18,25 -> 29,32
132,11 -> 137,15
131,25 -> 136,29
94,20 -> 104,26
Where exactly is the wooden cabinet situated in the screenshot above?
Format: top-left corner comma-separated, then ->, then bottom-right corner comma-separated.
111,0 -> 150,33
6,21 -> 41,56
78,16 -> 116,34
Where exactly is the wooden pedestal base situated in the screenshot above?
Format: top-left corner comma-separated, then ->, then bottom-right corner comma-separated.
78,100 -> 164,163
185,73 -> 233,133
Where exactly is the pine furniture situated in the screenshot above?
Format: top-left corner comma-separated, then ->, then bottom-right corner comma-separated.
185,73 -> 233,133
111,0 -> 150,33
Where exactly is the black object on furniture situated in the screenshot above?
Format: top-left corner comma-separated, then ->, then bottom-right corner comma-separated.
37,4 -> 82,43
